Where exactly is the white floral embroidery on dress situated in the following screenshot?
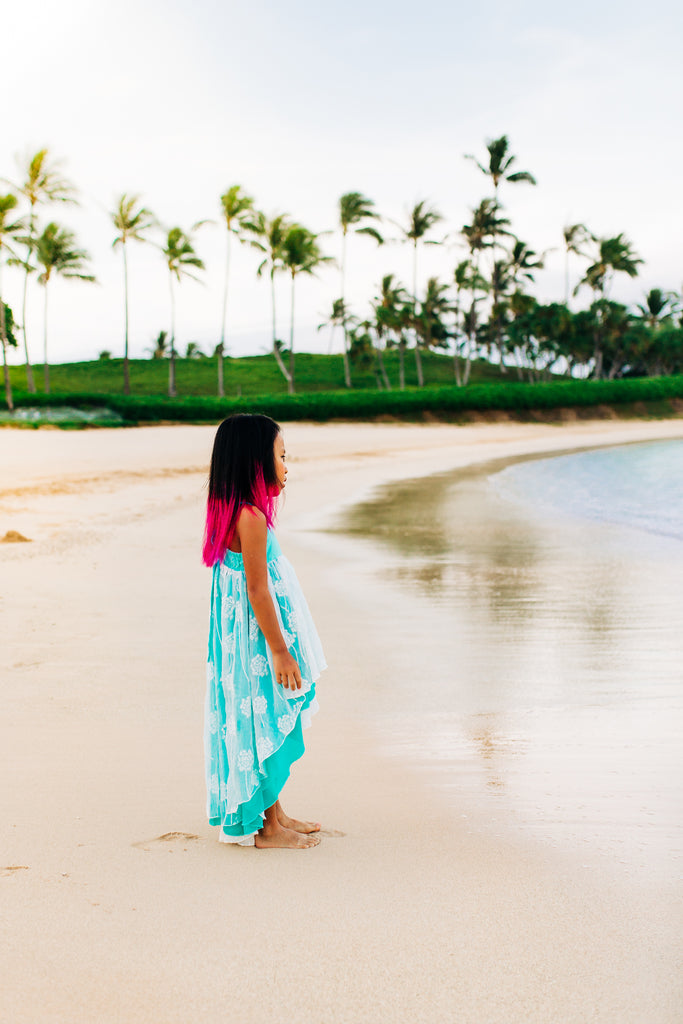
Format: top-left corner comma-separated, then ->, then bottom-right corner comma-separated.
287,609 -> 299,630
208,710 -> 218,733
277,713 -> 295,733
248,617 -> 260,641
253,695 -> 267,715
225,716 -> 237,736
209,774 -> 219,795
234,603 -> 244,623
256,736 -> 274,760
219,565 -> 241,586
282,629 -> 295,648
273,579 -> 287,597
237,749 -> 254,771
250,654 -> 268,676
220,781 -> 229,802
226,633 -> 236,655
239,697 -> 252,717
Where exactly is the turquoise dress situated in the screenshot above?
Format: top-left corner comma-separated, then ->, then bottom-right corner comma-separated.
204,528 -> 325,844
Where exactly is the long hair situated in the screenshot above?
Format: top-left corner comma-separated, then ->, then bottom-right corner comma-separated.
202,413 -> 281,566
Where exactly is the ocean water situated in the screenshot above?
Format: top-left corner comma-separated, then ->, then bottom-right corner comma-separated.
338,439 -> 683,882
492,440 -> 683,543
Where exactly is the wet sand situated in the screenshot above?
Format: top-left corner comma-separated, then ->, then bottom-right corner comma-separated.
1,419 -> 683,1023
332,447 -> 683,882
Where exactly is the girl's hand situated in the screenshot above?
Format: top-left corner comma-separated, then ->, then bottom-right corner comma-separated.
273,651 -> 302,691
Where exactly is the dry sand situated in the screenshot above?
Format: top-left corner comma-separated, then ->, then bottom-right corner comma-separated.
1,418 -> 683,1024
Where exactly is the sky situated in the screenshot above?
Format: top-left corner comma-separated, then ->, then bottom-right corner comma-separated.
2,0 -> 682,368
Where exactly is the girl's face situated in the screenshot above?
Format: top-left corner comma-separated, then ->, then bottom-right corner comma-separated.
274,433 -> 287,492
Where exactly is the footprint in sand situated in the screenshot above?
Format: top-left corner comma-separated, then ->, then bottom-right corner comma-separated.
317,828 -> 346,838
132,832 -> 204,852
2,865 -> 29,877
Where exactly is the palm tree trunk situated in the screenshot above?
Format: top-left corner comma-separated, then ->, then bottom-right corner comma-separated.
43,283 -> 50,394
270,269 -> 291,385
463,335 -> 472,386
288,272 -> 296,395
377,346 -> 391,390
1,338 -> 12,411
414,344 -> 424,387
341,231 -> 351,388
412,242 -> 424,387
0,266 -> 14,411
168,273 -> 177,398
491,186 -> 506,373
122,243 -> 130,395
218,231 -> 231,398
21,212 -> 36,393
398,336 -> 406,390
593,287 -> 604,380
453,292 -> 462,385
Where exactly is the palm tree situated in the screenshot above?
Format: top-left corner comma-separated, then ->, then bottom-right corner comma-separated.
111,194 -> 155,394
161,227 -> 205,397
8,149 -> 76,392
338,192 -> 383,387
248,211 -> 292,386
218,185 -> 254,397
562,223 -> 592,304
635,288 -> 680,328
452,259 -> 487,386
461,198 -> 509,275
465,134 -> 537,206
371,274 -> 411,390
0,194 -> 25,410
577,234 -> 643,300
317,298 -> 349,357
465,136 -> 536,360
1,303 -> 18,410
507,239 -> 546,289
33,223 -> 95,393
281,225 -> 332,394
148,330 -> 168,359
416,277 -> 452,355
395,200 -> 443,386
462,200 -> 509,363
576,235 -> 643,378
488,259 -> 514,365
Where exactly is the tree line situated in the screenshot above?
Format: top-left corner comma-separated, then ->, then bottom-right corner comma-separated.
1,139 -> 682,411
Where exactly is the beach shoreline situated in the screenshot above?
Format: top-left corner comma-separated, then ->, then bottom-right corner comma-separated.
2,418 -> 682,1023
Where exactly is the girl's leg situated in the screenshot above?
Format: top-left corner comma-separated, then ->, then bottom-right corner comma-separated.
275,799 -> 320,835
254,801 -> 320,849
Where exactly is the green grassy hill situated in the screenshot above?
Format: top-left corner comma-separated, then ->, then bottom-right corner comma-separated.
8,349 -> 513,397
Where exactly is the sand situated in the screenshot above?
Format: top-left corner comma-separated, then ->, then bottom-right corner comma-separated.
1,418 -> 682,1024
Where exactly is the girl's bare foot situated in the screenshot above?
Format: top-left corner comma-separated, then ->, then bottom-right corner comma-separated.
275,800 -> 321,835
254,820 -> 320,849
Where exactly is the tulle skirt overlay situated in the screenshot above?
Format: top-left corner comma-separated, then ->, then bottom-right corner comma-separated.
204,530 -> 325,843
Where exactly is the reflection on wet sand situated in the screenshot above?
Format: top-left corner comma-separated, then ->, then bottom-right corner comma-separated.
336,453 -> 683,880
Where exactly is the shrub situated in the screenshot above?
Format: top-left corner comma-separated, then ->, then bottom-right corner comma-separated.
11,375 -> 683,424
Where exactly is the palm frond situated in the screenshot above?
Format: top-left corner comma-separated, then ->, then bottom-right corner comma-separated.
339,192 -> 380,231
355,226 -> 384,245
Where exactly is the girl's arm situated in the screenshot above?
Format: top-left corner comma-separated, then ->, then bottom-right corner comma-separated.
237,507 -> 302,691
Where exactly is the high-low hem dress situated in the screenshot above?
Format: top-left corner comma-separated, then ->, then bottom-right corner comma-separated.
204,528 -> 326,846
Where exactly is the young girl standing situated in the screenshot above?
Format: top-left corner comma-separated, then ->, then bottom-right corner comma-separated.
202,414 -> 326,849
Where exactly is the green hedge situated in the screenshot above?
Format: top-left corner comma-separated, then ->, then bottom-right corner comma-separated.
11,375 -> 683,423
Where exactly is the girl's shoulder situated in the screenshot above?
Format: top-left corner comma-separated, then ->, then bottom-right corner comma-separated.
238,503 -> 266,525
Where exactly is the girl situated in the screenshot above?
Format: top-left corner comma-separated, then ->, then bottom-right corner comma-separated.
202,414 -> 326,849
